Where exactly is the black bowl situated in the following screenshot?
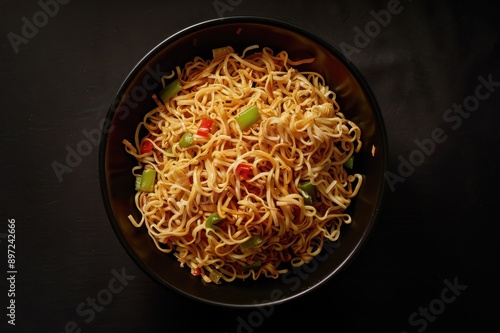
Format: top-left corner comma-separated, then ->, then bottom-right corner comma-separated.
99,16 -> 387,308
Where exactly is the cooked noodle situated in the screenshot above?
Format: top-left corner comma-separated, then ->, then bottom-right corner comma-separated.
122,45 -> 363,283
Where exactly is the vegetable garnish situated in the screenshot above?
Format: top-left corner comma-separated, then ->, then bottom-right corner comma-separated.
344,156 -> 354,169
140,140 -> 153,154
192,267 -> 201,276
205,212 -> 225,229
134,177 -> 142,191
197,118 -> 214,137
240,235 -> 263,250
136,168 -> 156,192
179,132 -> 194,148
235,105 -> 261,130
299,181 -> 317,205
209,270 -> 223,284
159,79 -> 182,103
242,261 -> 261,271
236,164 -> 253,181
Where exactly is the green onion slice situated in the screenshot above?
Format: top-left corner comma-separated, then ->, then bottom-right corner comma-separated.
179,132 -> 194,148
134,176 -> 142,191
159,79 -> 182,103
136,168 -> 156,192
240,235 -> 263,251
209,270 -> 222,284
235,105 -> 261,130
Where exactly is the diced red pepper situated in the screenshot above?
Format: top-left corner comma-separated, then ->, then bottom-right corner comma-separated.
236,164 -> 253,181
192,267 -> 201,276
197,119 -> 214,137
140,140 -> 153,154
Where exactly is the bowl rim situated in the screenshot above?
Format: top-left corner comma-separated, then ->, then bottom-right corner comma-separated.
99,15 -> 388,308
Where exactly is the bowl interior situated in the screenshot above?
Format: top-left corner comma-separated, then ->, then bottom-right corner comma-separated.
99,16 -> 387,307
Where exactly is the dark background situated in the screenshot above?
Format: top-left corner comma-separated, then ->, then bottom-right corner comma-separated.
1,0 -> 499,332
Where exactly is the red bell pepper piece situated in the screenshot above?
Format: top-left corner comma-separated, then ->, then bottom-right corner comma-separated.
140,140 -> 153,154
197,119 -> 214,137
236,164 -> 253,181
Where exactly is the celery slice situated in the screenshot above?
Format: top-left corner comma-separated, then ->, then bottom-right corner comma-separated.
209,270 -> 222,284
135,176 -> 142,191
235,105 -> 261,130
179,132 -> 194,148
159,79 -> 182,103
137,169 -> 156,192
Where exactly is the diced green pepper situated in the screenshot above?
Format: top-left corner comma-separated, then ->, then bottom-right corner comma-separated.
235,105 -> 261,130
344,156 -> 354,169
136,168 -> 156,192
179,132 -> 194,148
205,213 -> 225,229
240,235 -> 263,250
160,79 -> 182,103
299,181 -> 317,205
302,191 -> 313,205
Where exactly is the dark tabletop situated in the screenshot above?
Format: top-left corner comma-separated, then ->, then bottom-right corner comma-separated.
1,0 -> 499,332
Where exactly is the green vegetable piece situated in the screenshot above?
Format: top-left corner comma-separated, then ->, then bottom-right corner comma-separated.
205,213 -> 225,229
209,270 -> 222,284
344,156 -> 354,169
135,176 -> 142,191
240,235 -> 263,250
299,181 -> 317,205
179,132 -> 194,148
137,169 -> 156,192
242,261 -> 261,271
302,191 -> 313,205
235,105 -> 261,130
160,79 -> 182,103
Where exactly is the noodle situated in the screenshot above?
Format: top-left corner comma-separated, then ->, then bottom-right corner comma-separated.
122,45 -> 363,283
